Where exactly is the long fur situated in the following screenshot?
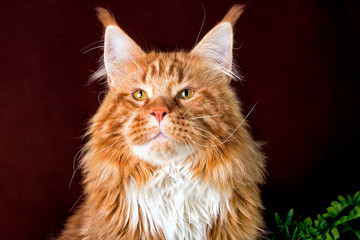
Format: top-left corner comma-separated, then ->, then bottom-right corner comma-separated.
59,5 -> 266,240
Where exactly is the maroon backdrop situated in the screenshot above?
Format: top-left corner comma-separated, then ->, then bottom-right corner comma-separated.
1,0 -> 359,239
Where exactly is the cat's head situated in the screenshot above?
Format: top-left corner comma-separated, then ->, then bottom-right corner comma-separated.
89,6 -> 246,166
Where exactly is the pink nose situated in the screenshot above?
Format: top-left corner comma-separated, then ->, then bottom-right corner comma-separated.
150,107 -> 169,123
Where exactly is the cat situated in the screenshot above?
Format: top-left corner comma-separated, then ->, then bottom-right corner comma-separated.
58,5 -> 266,240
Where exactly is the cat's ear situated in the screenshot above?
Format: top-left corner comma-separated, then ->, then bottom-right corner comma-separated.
191,5 -> 244,79
96,7 -> 145,86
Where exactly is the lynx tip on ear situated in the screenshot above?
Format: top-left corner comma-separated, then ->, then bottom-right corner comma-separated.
95,7 -> 119,28
221,4 -> 245,26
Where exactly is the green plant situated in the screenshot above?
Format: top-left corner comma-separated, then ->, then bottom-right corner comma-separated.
271,191 -> 360,240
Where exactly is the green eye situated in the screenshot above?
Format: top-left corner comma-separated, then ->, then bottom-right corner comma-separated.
133,90 -> 147,101
178,89 -> 195,99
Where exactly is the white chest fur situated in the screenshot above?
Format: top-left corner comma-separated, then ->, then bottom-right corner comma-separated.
126,163 -> 229,240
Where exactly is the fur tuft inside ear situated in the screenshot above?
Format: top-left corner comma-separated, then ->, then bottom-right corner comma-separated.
91,7 -> 144,86
191,5 -> 244,82
192,22 -> 233,71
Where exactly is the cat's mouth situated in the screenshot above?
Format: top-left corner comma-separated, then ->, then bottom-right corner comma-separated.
132,129 -> 191,163
149,131 -> 172,142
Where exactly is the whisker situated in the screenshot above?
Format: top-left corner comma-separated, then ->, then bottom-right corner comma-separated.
115,91 -> 130,120
68,193 -> 84,214
69,147 -> 86,188
193,3 -> 207,51
184,139 -> 198,169
193,126 -> 222,143
97,90 -> 124,119
184,138 -> 197,162
186,127 -> 223,148
198,133 -> 225,162
182,108 -> 190,118
187,113 -> 220,120
68,130 -> 125,188
195,131 -> 221,144
222,102 -> 257,144
130,58 -> 144,74
80,40 -> 104,52
69,163 -> 81,189
186,135 -> 218,148
191,103 -> 258,147
183,3 -> 207,74
112,78 -> 134,120
185,133 -> 206,162
93,68 -> 138,121
186,132 -> 225,165
83,46 -> 103,54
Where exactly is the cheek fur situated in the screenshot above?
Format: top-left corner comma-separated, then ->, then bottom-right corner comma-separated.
162,113 -> 195,144
174,98 -> 226,145
125,115 -> 158,145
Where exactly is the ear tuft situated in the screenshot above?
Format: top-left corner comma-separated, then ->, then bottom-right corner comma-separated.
221,4 -> 245,26
95,7 -> 119,28
192,23 -> 233,69
91,7 -> 145,87
191,5 -> 244,81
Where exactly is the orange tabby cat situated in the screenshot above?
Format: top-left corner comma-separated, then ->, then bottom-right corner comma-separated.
59,5 -> 266,240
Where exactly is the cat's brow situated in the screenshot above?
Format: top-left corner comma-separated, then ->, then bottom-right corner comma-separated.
143,54 -> 185,84
144,63 -> 158,83
170,59 -> 185,83
167,62 -> 176,76
157,59 -> 164,76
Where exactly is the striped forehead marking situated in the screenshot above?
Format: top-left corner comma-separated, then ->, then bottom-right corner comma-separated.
144,54 -> 185,84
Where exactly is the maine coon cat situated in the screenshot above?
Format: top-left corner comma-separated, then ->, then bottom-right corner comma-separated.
59,5 -> 266,240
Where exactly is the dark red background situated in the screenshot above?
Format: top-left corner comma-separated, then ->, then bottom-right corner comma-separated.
1,0 -> 359,239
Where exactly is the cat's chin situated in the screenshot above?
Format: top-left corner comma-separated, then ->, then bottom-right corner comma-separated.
131,135 -> 192,165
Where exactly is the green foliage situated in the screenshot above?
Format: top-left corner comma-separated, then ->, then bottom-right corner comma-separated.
271,191 -> 360,240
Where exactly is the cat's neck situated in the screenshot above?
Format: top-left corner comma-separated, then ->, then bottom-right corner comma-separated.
127,160 -> 229,240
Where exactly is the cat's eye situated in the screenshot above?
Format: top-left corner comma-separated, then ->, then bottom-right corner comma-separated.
133,90 -> 148,101
177,89 -> 195,99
